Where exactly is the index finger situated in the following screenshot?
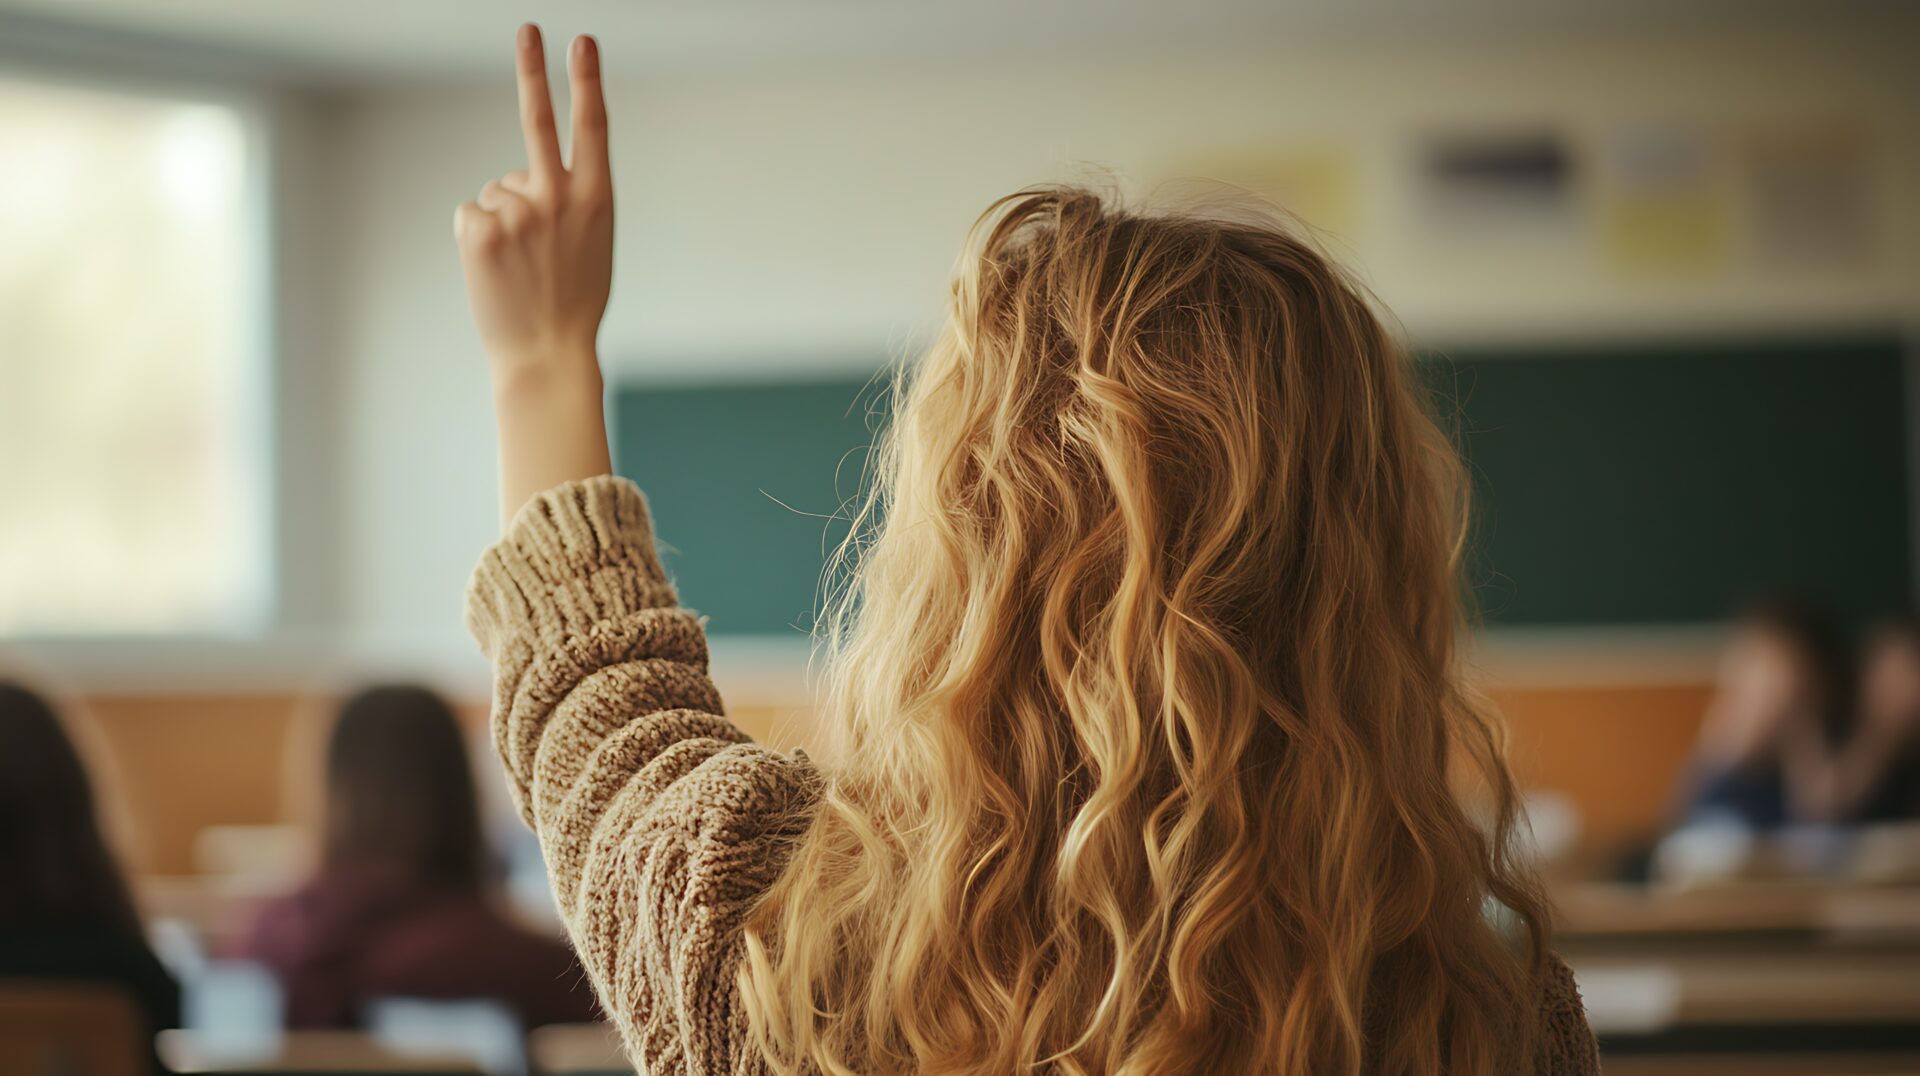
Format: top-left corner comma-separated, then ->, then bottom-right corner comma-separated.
515,24 -> 563,181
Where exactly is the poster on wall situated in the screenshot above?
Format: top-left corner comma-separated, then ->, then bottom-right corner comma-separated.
1148,145 -> 1361,242
1736,124 -> 1875,271
1414,130 -> 1578,238
1595,125 -> 1731,277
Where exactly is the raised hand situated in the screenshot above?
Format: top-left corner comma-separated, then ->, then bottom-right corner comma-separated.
456,24 -> 613,375
457,24 -> 615,528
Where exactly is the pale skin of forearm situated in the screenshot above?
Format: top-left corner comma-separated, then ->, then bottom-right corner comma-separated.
490,361 -> 611,528
456,24 -> 616,530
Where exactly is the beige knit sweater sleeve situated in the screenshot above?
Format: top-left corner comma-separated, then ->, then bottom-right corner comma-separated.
467,475 -> 820,1075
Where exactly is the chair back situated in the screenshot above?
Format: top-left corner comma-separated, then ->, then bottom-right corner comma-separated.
0,979 -> 147,1076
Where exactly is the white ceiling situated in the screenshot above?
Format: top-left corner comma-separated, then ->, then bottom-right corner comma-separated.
0,0 -> 1901,87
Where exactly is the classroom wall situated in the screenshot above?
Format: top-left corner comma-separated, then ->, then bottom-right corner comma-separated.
13,13 -> 1919,688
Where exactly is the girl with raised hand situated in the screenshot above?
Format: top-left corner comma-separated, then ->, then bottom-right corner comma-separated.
455,25 -> 1597,1075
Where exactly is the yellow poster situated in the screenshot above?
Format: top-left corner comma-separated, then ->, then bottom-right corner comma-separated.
1150,146 -> 1360,242
1597,126 -> 1731,277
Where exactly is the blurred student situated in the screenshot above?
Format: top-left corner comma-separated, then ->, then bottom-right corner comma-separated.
236,685 -> 596,1029
1676,598 -> 1855,830
0,681 -> 180,1073
1834,615 -> 1920,823
445,27 -> 1596,1074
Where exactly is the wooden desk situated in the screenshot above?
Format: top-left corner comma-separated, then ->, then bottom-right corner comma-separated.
138,874 -> 281,955
1578,947 -> 1920,1061
1555,881 -> 1920,950
1575,950 -> 1920,1031
1603,1054 -> 1920,1076
158,1030 -> 484,1074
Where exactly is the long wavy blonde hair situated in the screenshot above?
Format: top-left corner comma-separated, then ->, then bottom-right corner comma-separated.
740,187 -> 1548,1074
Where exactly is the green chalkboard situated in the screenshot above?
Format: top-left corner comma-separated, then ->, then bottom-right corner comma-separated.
1430,334 -> 1910,626
613,377 -> 886,638
613,334 -> 1911,635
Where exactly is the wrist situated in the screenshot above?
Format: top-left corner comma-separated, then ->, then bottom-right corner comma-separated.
489,348 -> 604,405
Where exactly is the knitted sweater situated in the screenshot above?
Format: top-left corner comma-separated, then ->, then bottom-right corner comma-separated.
467,475 -> 1601,1075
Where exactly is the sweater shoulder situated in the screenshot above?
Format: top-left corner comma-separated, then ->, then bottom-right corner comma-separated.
1533,952 -> 1600,1076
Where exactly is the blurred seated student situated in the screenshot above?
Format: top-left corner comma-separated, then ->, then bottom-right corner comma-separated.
0,681 -> 181,1074
1676,597 -> 1854,831
236,685 -> 597,1029
1833,615 -> 1920,823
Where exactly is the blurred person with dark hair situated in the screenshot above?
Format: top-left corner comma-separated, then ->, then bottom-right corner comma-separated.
1833,615 -> 1920,823
1678,596 -> 1856,831
237,685 -> 596,1029
0,680 -> 181,1074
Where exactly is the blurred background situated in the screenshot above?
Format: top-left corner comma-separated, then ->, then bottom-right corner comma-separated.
1,1 -> 1917,1073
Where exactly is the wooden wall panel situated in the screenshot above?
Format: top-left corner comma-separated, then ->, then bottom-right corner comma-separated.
83,694 -> 306,876
72,682 -> 1710,878
1490,682 -> 1712,856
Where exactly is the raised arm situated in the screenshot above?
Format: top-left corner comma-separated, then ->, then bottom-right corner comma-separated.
465,476 -> 819,1072
456,27 -> 820,1073
455,23 -> 615,527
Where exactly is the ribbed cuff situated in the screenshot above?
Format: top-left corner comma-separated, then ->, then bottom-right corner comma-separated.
466,475 -> 679,656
